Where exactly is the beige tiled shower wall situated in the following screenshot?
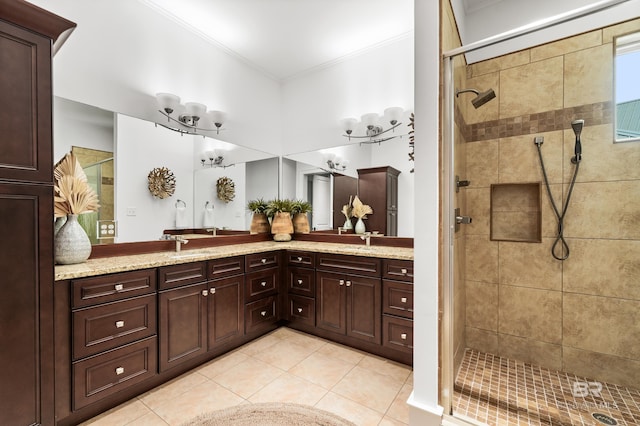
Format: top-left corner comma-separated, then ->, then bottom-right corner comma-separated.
442,0 -> 469,376
461,18 -> 640,389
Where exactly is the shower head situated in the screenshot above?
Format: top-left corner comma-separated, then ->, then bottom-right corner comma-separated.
456,88 -> 496,109
571,119 -> 584,164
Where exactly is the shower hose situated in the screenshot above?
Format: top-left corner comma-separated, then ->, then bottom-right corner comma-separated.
535,143 -> 580,261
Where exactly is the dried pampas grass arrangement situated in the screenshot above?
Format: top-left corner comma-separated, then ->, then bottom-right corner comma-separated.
53,152 -> 100,217
351,195 -> 372,219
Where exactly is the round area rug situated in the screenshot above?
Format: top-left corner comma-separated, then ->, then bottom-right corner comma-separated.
179,402 -> 356,426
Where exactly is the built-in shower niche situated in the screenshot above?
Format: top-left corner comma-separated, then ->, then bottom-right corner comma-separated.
490,183 -> 542,243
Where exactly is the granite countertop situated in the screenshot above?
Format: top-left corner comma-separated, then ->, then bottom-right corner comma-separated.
54,240 -> 414,281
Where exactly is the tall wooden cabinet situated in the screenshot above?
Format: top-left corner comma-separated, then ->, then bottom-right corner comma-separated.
357,166 -> 400,236
0,2 -> 75,425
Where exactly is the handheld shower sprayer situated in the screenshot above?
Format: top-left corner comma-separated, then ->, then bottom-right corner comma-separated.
571,119 -> 584,164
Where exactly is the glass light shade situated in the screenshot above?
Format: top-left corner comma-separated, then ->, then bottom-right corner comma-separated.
325,153 -> 336,163
340,159 -> 349,168
156,93 -> 181,113
207,110 -> 227,125
185,102 -> 207,118
361,113 -> 380,127
384,107 -> 403,123
340,117 -> 358,132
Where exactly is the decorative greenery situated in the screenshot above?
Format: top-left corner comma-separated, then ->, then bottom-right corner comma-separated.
351,195 -> 373,219
53,152 -> 100,217
265,198 -> 294,217
291,200 -> 313,215
247,198 -> 268,214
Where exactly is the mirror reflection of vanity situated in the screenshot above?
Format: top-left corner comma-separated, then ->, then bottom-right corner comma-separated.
53,97 -> 279,244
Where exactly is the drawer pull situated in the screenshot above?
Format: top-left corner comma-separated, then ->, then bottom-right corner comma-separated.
260,281 -> 267,287
114,284 -> 124,291
115,320 -> 125,328
339,280 -> 345,286
400,333 -> 407,340
297,307 -> 303,313
202,290 -> 209,296
346,280 -> 352,287
297,256 -> 303,261
210,288 -> 216,294
297,279 -> 303,285
261,258 -> 267,264
401,268 -> 408,275
401,297 -> 407,303
260,310 -> 267,317
115,367 -> 125,375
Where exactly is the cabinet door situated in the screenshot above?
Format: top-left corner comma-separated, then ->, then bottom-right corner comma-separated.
207,275 -> 244,350
159,283 -> 207,372
316,271 -> 346,335
346,276 -> 381,344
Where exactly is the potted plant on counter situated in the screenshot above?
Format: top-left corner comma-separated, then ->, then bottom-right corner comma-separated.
291,200 -> 312,233
247,198 -> 270,234
265,199 -> 294,241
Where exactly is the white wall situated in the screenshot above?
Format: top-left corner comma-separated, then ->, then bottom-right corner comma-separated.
115,114 -> 194,242
193,164 -> 247,230
245,157 -> 280,228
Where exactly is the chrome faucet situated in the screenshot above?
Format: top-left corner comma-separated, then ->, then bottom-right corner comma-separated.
360,232 -> 371,246
338,227 -> 346,235
206,227 -> 217,236
172,235 -> 189,252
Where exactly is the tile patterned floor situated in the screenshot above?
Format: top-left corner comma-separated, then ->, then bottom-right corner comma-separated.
454,349 -> 640,426
80,327 -> 413,426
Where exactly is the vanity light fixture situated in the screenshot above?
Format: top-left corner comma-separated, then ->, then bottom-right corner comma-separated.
340,107 -> 408,145
325,154 -> 348,172
200,150 -> 235,168
156,93 -> 227,136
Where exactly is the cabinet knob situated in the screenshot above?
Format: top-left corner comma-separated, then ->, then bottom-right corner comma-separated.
297,307 -> 303,313
260,281 -> 267,287
401,297 -> 407,303
297,279 -> 303,285
339,280 -> 345,286
261,258 -> 267,264
114,284 -> 124,291
115,320 -> 125,328
297,257 -> 303,261
261,310 -> 267,317
401,268 -> 408,275
115,367 -> 125,375
210,288 -> 216,294
202,290 -> 209,296
346,280 -> 352,287
400,333 -> 407,340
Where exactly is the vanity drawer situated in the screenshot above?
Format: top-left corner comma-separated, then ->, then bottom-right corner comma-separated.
288,295 -> 315,327
73,336 -> 157,410
72,294 -> 157,360
316,253 -> 381,277
382,315 -> 413,354
207,256 -> 244,280
287,266 -> 315,297
72,269 -> 156,308
286,251 -> 315,268
245,268 -> 278,302
382,259 -> 414,282
159,261 -> 207,290
382,280 -> 413,319
245,296 -> 278,334
245,251 -> 280,272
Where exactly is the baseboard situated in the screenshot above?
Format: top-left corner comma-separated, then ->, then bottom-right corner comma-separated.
407,391 -> 444,425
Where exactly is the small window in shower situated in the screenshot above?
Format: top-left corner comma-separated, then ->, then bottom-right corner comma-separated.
490,183 -> 542,243
614,31 -> 640,143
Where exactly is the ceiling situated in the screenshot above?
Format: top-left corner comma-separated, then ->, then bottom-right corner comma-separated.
140,0 -> 414,81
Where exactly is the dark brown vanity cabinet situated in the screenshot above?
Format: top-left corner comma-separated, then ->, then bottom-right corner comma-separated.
382,259 -> 414,354
244,252 -> 280,334
1,3 -> 75,425
357,166 -> 400,236
316,254 -> 382,345
286,251 -> 316,327
206,257 -> 245,350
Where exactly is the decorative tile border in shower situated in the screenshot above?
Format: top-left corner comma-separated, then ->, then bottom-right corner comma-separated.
457,101 -> 613,143
454,349 -> 640,425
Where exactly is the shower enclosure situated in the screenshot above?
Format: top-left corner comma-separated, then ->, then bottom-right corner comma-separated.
441,2 -> 640,425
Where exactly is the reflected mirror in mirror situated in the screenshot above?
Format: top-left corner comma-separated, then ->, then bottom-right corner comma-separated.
615,31 -> 640,142
283,139 -> 414,237
54,97 -> 279,244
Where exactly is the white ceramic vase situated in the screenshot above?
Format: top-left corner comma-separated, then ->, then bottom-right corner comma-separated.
54,214 -> 92,265
343,217 -> 353,230
355,218 -> 366,234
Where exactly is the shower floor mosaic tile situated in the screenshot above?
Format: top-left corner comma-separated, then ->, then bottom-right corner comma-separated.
454,349 -> 640,426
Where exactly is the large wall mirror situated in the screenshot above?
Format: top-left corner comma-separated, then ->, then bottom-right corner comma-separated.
614,31 -> 640,142
54,97 -> 278,245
